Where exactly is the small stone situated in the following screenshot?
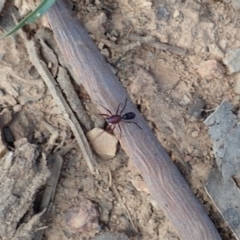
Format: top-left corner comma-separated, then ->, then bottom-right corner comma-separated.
219,39 -> 227,51
98,42 -> 104,50
185,154 -> 193,162
0,94 -> 17,106
87,128 -> 118,158
223,48 -> 240,73
156,7 -> 170,20
191,131 -> 199,138
12,104 -> 22,113
187,97 -> 205,119
84,12 -> 107,36
173,9 -> 183,23
111,29 -> 118,37
117,185 -> 123,191
9,111 -> 33,141
234,73 -> 240,94
147,196 -> 161,210
101,48 -> 110,58
28,65 -> 40,79
173,10 -> 180,18
179,94 -> 191,106
209,43 -> 224,59
197,60 -> 225,79
131,176 -> 149,193
65,199 -> 100,233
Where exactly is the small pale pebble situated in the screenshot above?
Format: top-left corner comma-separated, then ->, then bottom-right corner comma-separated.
173,10 -> 180,18
219,39 -> 227,50
98,42 -> 104,50
209,43 -> 224,59
147,196 -> 160,210
117,185 -> 124,191
86,128 -> 118,158
179,94 -> 191,106
111,29 -> 118,37
101,48 -> 110,57
13,105 -> 22,113
84,12 -> 107,35
197,60 -> 225,79
191,131 -> 199,138
65,199 -> 99,233
185,154 -> 193,162
131,176 -> 149,193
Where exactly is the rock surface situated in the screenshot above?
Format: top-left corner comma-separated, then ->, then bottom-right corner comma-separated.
223,48 -> 240,74
87,128 -> 118,158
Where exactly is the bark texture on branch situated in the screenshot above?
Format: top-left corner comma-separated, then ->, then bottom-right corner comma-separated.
46,1 -> 221,239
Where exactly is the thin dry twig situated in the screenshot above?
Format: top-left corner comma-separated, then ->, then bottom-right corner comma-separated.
56,65 -> 93,131
107,169 -> 112,188
56,139 -> 78,156
127,33 -> 187,57
20,32 -> 98,174
112,184 -> 138,233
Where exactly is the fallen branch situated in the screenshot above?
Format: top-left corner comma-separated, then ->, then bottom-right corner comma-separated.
127,33 -> 187,57
45,0 -> 221,239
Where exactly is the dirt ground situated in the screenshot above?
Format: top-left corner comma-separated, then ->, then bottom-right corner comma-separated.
0,0 -> 239,239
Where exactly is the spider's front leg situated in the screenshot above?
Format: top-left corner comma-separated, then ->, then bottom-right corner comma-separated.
105,124 -> 115,134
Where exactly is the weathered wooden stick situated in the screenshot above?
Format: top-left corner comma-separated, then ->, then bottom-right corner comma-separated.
46,1 -> 221,239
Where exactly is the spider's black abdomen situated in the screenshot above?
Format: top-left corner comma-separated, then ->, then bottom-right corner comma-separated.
121,112 -> 136,120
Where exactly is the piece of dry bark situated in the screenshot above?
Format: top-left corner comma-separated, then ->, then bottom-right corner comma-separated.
45,1 -> 221,239
56,66 -> 93,131
36,29 -> 93,131
34,154 -> 63,240
0,138 -> 50,240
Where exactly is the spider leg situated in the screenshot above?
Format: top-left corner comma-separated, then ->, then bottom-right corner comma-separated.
118,124 -> 122,138
89,129 -> 105,143
122,120 -> 142,129
99,114 -> 110,117
99,103 -> 113,115
104,124 -> 116,134
115,102 -> 121,115
120,98 -> 128,115
110,124 -> 116,134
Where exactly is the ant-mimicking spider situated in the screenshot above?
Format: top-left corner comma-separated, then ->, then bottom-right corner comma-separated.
99,98 -> 142,137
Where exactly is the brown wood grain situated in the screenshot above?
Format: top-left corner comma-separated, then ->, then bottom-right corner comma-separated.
46,1 -> 221,239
